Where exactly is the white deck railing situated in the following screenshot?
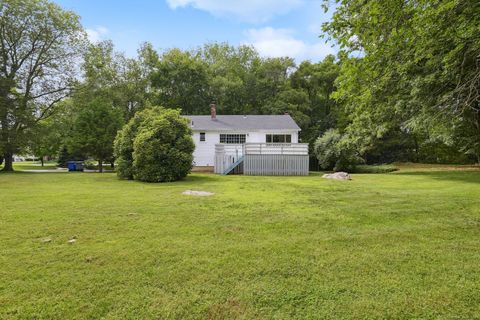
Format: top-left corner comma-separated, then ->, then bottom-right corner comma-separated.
214,144 -> 244,174
214,143 -> 309,174
244,143 -> 309,155
215,144 -> 244,157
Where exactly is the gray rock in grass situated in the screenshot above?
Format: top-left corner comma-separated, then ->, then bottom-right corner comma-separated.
182,190 -> 215,196
322,172 -> 352,181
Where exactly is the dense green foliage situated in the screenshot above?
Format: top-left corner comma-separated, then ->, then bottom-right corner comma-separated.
57,146 -> 70,168
115,107 -> 194,182
322,0 -> 480,165
1,170 -> 480,318
133,111 -> 194,182
80,41 -> 154,121
114,109 -> 156,179
27,113 -> 66,166
0,0 -> 85,171
68,96 -> 123,172
314,128 -> 363,171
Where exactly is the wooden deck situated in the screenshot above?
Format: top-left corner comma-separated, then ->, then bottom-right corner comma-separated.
215,143 -> 309,176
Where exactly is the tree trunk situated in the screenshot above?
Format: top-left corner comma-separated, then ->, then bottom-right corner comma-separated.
110,161 -> 114,169
413,135 -> 419,163
2,153 -> 13,172
98,159 -> 103,173
41,157 -> 44,167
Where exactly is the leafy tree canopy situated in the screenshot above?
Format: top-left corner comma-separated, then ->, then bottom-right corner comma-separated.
322,0 -> 480,163
0,0 -> 85,171
68,95 -> 123,172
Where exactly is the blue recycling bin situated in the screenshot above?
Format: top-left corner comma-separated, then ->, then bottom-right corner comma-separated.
67,161 -> 76,172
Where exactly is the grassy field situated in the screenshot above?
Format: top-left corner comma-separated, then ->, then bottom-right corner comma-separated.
8,161 -> 115,172
1,161 -> 59,171
1,169 -> 480,319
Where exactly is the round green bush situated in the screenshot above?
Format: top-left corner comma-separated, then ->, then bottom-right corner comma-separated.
114,107 -> 194,182
114,109 -> 156,180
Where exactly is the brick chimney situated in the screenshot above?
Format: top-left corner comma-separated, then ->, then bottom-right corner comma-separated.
210,102 -> 217,120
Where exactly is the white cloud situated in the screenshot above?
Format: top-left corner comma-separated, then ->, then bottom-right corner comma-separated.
86,26 -> 109,43
243,27 -> 335,62
166,0 -> 303,23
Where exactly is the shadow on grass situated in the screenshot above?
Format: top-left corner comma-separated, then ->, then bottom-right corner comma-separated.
182,173 -> 219,184
107,172 -> 221,187
0,171 -> 221,187
395,170 -> 480,184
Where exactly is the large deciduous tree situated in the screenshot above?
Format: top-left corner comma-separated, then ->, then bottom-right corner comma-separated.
151,49 -> 210,115
81,41 -> 155,121
69,96 -> 123,172
322,0 -> 480,163
0,0 -> 85,171
199,43 -> 261,114
27,117 -> 62,166
290,55 -> 340,144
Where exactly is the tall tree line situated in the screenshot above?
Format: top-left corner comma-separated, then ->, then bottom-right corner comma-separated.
149,43 -> 340,147
0,29 -> 340,171
3,0 -> 478,172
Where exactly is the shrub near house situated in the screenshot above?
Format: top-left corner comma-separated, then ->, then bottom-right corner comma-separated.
114,107 -> 195,182
314,129 -> 364,171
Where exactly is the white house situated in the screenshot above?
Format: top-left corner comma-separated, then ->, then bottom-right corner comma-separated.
184,104 -> 309,175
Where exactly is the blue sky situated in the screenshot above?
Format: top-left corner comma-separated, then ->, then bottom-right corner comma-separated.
54,0 -> 337,62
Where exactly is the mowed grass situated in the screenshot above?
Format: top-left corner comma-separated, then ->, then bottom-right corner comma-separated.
1,161 -> 59,171
1,170 -> 480,319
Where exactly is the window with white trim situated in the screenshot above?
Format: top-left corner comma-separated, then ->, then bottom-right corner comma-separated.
200,132 -> 205,141
266,134 -> 292,143
219,134 -> 246,144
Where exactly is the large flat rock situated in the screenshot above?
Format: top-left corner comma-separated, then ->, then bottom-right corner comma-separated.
322,172 -> 352,181
182,190 -> 215,196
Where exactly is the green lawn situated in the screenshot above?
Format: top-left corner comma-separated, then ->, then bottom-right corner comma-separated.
1,169 -> 480,319
0,161 -> 113,172
1,161 -> 59,171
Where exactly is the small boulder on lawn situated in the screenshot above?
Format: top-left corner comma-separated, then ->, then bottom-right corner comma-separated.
322,172 -> 352,181
182,190 -> 214,196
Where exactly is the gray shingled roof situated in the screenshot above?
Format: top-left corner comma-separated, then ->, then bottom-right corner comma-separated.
184,115 -> 300,131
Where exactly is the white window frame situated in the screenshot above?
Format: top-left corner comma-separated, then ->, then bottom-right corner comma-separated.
219,134 -> 246,144
266,134 -> 292,143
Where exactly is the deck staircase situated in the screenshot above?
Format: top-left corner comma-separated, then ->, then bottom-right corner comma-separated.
223,156 -> 244,175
